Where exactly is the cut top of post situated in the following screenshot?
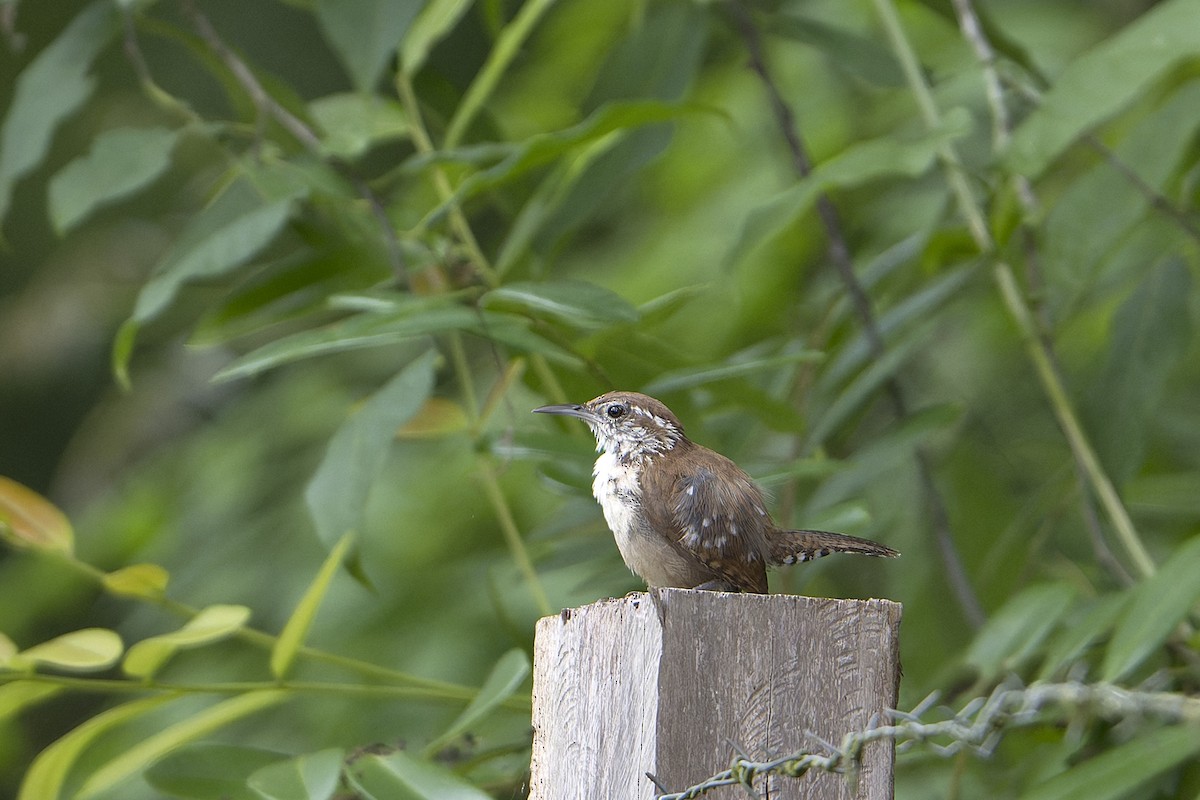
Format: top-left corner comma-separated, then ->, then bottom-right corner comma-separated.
530,590 -> 902,800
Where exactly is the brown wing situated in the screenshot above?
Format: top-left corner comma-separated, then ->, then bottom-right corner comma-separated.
644,447 -> 772,592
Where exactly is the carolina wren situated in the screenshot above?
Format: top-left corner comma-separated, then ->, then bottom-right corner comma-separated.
534,391 -> 898,593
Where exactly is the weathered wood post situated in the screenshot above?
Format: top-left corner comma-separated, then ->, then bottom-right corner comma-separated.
530,589 -> 901,799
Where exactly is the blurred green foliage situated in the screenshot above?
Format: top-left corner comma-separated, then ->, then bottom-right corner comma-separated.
1,0 -> 1198,797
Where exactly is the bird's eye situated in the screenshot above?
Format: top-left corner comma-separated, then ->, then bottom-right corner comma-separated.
606,404 -> 626,418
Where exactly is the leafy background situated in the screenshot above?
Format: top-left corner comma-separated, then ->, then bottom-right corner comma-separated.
1,0 -> 1199,797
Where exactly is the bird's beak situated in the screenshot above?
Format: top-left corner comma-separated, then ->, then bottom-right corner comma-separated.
533,403 -> 594,421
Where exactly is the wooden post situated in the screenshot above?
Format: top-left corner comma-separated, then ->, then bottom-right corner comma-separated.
529,589 -> 901,799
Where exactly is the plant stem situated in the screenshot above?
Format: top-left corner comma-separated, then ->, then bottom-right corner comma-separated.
871,0 -> 1156,579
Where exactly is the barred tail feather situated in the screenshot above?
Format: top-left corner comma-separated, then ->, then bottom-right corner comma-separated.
768,529 -> 899,565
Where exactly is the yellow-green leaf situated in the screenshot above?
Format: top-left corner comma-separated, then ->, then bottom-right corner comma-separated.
271,532 -> 354,680
75,691 -> 288,800
103,563 -> 170,599
0,681 -> 62,722
0,475 -> 73,554
18,696 -> 172,800
124,605 -> 252,680
0,631 -> 16,664
15,628 -> 123,673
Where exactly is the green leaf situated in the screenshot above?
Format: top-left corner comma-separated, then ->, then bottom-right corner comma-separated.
247,748 -> 345,800
214,306 -> 574,382
1036,592 -> 1130,680
423,649 -> 530,757
129,181 -> 300,325
481,280 -> 639,330
0,1 -> 120,224
47,126 -> 179,234
315,0 -> 422,92
727,108 -> 972,266
1007,0 -> 1200,176
0,681 -> 63,722
346,750 -> 492,800
643,351 -> 823,395
963,583 -> 1076,681
1087,259 -> 1192,486
308,93 -> 409,159
401,0 -> 474,74
103,563 -> 170,599
124,604 -> 252,680
1021,724 -> 1200,800
0,475 -> 73,554
145,743 -> 287,800
14,628 -> 123,673
74,691 -> 289,800
116,179 -> 300,384
305,350 -> 437,551
271,532 -> 354,680
1102,534 -> 1200,682
494,134 -> 624,277
18,696 -> 173,800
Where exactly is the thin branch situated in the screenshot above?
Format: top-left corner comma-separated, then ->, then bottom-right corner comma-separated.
658,679 -> 1200,799
726,0 -> 985,627
872,0 -> 1157,580
949,0 -> 1136,586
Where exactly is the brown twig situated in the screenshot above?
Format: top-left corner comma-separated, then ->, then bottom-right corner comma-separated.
727,0 -> 985,627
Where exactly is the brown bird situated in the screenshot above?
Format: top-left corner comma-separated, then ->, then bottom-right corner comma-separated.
534,391 -> 898,593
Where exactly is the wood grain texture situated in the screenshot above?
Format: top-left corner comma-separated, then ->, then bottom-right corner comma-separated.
530,590 -> 901,800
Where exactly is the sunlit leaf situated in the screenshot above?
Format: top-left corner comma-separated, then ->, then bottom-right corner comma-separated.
1103,534 -> 1200,682
0,1 -> 120,224
305,350 -> 436,551
315,0 -> 421,92
0,632 -> 16,664
0,475 -> 73,554
423,649 -> 530,757
1007,0 -> 1200,176
346,750 -> 492,800
247,748 -> 344,800
47,126 -> 179,233
481,280 -> 639,330
74,691 -> 289,800
1021,724 -> 1200,800
146,743 -> 287,800
964,583 -> 1076,681
103,563 -> 170,599
271,532 -> 354,680
14,628 -> 123,673
124,605 -> 252,680
18,696 -> 172,800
